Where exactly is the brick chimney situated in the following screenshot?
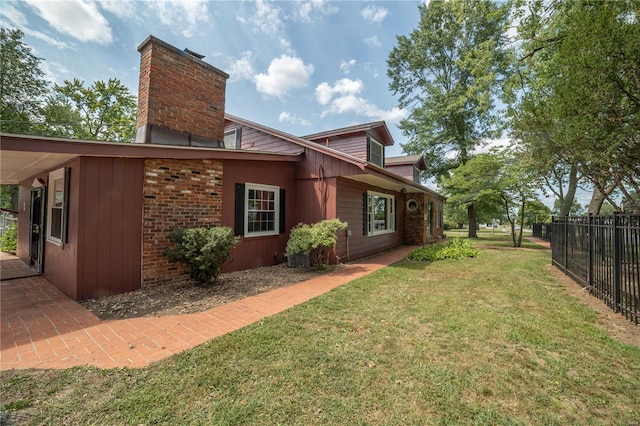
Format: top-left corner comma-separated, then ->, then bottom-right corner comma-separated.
135,36 -> 229,146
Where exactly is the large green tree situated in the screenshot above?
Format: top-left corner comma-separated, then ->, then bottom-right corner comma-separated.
50,78 -> 137,142
510,0 -> 640,213
0,28 -> 48,133
387,0 -> 512,236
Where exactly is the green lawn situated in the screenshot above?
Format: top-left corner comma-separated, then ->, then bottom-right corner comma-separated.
2,234 -> 639,425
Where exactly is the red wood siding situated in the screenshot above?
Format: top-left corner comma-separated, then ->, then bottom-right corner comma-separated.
225,124 -> 304,154
385,164 -> 414,181
222,160 -> 297,271
335,177 -> 406,261
76,157 -> 144,300
316,134 -> 367,160
45,159 -> 81,299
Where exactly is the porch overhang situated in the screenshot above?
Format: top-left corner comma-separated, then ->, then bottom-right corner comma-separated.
1,133 -> 301,185
344,164 -> 445,199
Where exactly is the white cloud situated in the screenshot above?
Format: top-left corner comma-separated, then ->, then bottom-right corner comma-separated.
98,0 -> 135,19
255,55 -> 314,97
363,62 -> 379,78
315,78 -> 363,105
24,0 -> 113,44
226,51 -> 256,82
364,36 -> 382,48
339,59 -> 356,74
146,0 -> 209,38
316,79 -> 407,122
279,111 -> 311,126
293,0 -> 339,23
279,38 -> 294,54
237,0 -> 283,35
1,3 -> 71,49
361,5 -> 388,23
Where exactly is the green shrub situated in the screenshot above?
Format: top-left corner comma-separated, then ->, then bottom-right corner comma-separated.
0,223 -> 17,254
163,226 -> 240,285
443,219 -> 459,231
408,238 -> 478,261
286,219 -> 348,267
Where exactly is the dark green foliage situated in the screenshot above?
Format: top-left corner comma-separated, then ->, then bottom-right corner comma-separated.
163,227 -> 240,285
408,238 -> 478,261
0,223 -> 17,254
285,219 -> 348,267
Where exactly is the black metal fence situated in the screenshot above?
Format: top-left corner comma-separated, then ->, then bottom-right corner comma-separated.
550,214 -> 639,324
532,223 -> 552,241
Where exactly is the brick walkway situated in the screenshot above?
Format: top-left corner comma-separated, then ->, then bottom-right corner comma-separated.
0,246 -> 415,370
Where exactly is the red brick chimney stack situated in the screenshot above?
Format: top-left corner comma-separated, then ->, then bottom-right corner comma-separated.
135,36 -> 229,147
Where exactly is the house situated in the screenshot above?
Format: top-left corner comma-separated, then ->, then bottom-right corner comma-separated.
0,36 -> 445,301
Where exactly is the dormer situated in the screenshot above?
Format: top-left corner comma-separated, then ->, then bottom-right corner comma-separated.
303,122 -> 394,167
385,154 -> 426,184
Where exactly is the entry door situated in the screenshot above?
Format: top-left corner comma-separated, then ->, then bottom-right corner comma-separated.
30,187 -> 45,273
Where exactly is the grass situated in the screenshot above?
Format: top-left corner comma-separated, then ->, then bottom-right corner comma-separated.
2,234 -> 639,425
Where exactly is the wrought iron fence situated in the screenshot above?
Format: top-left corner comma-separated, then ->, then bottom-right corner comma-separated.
532,223 -> 552,241
0,209 -> 17,238
551,214 -> 639,324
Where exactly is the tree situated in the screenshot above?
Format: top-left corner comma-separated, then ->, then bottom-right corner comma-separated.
51,78 -> 137,142
521,200 -> 552,227
510,0 -> 640,213
387,0 -> 512,237
440,152 -> 505,229
0,28 -> 48,133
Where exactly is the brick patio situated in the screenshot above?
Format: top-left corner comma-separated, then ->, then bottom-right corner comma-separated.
0,246 -> 415,370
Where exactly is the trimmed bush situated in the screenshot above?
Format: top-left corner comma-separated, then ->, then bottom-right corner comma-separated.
163,226 -> 239,285
408,238 -> 478,261
286,219 -> 348,267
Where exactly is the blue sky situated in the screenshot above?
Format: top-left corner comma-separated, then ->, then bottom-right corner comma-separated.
1,0 -> 430,158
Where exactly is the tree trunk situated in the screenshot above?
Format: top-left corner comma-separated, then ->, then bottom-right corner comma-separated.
558,164 -> 578,216
467,204 -> 478,238
516,197 -> 526,247
587,183 -> 617,214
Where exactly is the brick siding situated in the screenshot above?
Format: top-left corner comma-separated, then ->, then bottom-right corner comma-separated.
142,159 -> 223,286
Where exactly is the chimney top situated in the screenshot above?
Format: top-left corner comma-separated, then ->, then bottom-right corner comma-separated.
137,35 -> 229,79
184,48 -> 205,60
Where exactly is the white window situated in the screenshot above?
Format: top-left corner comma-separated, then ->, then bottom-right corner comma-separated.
245,183 -> 279,237
223,129 -> 240,149
47,168 -> 66,245
366,191 -> 395,235
413,166 -> 421,183
368,138 -> 384,167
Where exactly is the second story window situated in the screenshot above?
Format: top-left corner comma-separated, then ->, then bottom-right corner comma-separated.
223,128 -> 241,149
367,137 -> 384,167
413,166 -> 421,183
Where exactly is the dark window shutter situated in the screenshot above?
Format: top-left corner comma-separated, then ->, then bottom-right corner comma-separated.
363,192 -> 368,236
63,167 -> 71,244
235,128 -> 242,149
279,188 -> 286,234
366,137 -> 371,162
235,183 -> 245,236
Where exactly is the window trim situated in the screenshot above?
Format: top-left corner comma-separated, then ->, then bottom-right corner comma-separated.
366,190 -> 395,236
46,168 -> 67,246
223,128 -> 241,149
413,166 -> 421,183
244,182 -> 280,237
368,137 -> 384,167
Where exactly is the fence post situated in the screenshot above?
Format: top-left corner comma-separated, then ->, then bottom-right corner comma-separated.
588,213 -> 593,290
613,212 -> 622,312
564,216 -> 569,273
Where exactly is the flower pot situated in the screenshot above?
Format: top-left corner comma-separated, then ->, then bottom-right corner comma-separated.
287,252 -> 310,268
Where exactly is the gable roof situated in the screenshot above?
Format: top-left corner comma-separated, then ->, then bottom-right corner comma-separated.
302,121 -> 395,147
385,154 -> 426,170
0,133 -> 300,184
225,114 -> 444,199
